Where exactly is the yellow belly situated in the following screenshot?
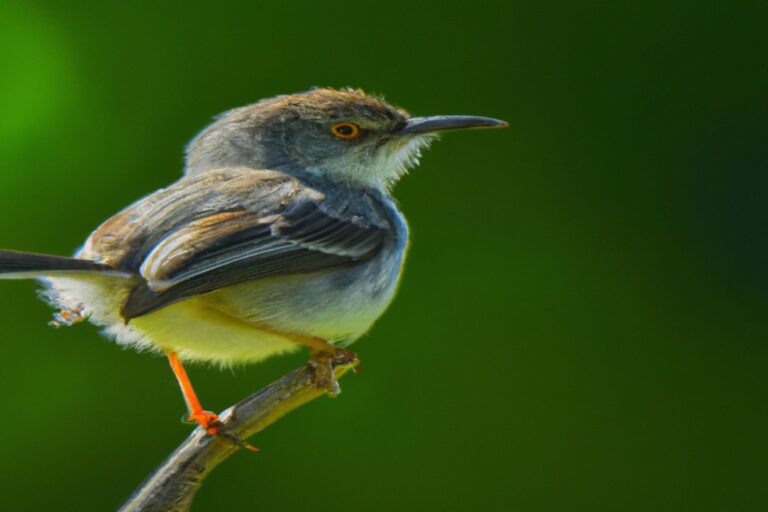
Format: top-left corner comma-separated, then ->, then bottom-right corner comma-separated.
129,298 -> 301,365
44,263 -> 399,365
44,275 -> 302,364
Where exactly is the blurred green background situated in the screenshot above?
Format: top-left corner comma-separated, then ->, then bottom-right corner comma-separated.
1,1 -> 767,510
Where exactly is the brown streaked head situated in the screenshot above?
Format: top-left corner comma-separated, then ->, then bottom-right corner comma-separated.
185,87 -> 507,189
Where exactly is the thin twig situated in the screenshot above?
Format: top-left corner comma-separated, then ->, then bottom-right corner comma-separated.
118,355 -> 358,512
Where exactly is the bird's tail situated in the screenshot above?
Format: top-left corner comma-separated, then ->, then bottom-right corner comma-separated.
0,249 -> 124,279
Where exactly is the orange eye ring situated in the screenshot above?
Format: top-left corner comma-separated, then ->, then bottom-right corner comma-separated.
331,122 -> 361,140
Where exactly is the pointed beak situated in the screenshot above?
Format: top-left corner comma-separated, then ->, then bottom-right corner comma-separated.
398,115 -> 508,135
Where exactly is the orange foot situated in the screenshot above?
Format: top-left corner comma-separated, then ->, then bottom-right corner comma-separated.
188,410 -> 223,436
187,410 -> 259,453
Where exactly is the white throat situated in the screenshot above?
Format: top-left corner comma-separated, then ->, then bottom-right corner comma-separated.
306,134 -> 437,191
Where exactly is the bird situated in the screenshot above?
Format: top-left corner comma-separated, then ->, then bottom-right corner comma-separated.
0,87 -> 507,449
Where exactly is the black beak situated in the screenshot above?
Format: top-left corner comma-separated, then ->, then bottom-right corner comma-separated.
398,115 -> 508,135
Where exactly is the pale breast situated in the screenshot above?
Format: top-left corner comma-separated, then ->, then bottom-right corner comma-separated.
200,193 -> 409,346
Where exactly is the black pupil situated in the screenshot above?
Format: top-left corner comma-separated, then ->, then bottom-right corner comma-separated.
337,124 -> 353,135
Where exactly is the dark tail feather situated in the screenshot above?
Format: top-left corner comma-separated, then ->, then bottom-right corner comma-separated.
0,250 -> 115,275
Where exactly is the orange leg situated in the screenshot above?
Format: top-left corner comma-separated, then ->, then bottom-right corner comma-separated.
166,352 -> 220,434
166,352 -> 258,452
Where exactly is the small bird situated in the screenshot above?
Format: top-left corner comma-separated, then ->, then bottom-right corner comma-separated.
0,88 -> 506,448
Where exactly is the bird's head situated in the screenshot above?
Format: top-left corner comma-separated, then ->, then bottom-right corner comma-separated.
185,88 -> 507,190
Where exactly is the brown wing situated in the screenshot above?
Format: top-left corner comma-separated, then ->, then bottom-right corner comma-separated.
87,169 -> 388,320
79,168 -> 301,270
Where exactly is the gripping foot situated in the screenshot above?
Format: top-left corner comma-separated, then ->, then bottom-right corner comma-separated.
167,351 -> 259,452
185,410 -> 259,453
309,349 -> 359,396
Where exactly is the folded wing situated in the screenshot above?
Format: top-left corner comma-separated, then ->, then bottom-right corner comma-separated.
116,170 -> 388,320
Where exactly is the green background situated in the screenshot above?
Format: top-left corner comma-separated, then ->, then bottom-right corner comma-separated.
1,1 -> 767,510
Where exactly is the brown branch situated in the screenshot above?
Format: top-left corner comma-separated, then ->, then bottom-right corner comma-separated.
118,355 -> 358,512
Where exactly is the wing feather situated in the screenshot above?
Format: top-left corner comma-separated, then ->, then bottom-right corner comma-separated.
119,172 -> 389,320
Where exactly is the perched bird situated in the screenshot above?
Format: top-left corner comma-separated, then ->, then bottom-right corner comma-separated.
0,88 -> 506,448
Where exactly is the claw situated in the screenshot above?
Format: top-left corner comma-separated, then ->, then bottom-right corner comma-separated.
187,409 -> 259,452
188,410 -> 222,435
217,429 -> 260,453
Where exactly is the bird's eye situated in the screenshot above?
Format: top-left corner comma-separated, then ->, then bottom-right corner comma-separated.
331,122 -> 361,140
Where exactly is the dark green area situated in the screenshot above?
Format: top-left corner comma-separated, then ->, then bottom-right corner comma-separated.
1,1 -> 767,510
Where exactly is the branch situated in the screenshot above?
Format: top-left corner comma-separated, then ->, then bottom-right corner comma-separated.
118,355 -> 358,512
